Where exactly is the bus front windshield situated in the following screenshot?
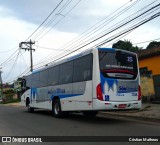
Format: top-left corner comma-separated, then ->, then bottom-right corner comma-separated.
99,49 -> 138,79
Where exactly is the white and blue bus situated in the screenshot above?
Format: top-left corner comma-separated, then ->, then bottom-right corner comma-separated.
21,47 -> 141,117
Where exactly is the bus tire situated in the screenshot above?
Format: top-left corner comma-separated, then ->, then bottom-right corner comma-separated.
26,97 -> 30,107
82,111 -> 98,117
52,99 -> 63,118
28,105 -> 34,113
26,98 -> 34,113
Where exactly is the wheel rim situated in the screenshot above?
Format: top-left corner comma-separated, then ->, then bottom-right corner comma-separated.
54,102 -> 59,115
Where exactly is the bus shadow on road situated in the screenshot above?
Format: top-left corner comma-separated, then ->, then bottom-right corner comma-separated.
23,109 -> 127,125
66,113 -> 127,125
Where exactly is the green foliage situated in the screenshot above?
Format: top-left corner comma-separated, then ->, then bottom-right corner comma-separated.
146,41 -> 160,49
5,89 -> 15,99
112,40 -> 141,52
1,89 -> 16,103
0,98 -> 20,104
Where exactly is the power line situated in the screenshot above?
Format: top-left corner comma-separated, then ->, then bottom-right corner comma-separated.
33,2 -> 160,70
6,0 -> 81,83
5,68 -> 31,84
3,1 -> 65,83
20,0 -> 136,69
19,50 -> 29,68
103,6 -> 160,47
33,0 -> 136,67
12,0 -> 81,78
95,12 -> 160,48
25,0 -> 64,41
36,0 -> 82,41
58,2 -> 160,56
0,47 -> 17,53
35,45 -> 73,52
0,49 -> 19,66
32,0 -> 73,40
31,0 -> 83,67
102,30 -> 134,48
53,0 -> 138,53
65,0 -> 159,52
133,37 -> 160,45
36,0 -> 157,67
5,0 -> 160,82
3,50 -> 21,81
8,0 -> 65,81
68,0 -> 159,50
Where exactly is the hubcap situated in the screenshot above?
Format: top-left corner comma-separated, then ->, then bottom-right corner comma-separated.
54,103 -> 59,115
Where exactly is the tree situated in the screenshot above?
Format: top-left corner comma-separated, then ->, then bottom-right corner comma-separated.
112,40 -> 141,52
146,41 -> 160,49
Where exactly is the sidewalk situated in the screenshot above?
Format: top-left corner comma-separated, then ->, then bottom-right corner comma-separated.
101,103 -> 160,121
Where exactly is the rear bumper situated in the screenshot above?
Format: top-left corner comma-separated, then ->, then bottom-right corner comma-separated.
93,99 -> 141,110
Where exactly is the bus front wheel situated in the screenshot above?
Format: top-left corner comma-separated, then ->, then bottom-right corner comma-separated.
26,98 -> 34,113
52,99 -> 63,118
27,105 -> 34,113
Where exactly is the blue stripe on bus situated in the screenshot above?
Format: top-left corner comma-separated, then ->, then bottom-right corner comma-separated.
98,48 -> 115,51
51,94 -> 82,100
100,73 -> 118,94
32,70 -> 40,74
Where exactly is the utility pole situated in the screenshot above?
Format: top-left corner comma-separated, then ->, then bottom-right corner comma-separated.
0,68 -> 4,100
19,40 -> 35,72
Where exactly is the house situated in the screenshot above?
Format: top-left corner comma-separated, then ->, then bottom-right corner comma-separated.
137,47 -> 160,102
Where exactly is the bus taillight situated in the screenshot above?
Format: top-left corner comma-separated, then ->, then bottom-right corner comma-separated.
138,85 -> 141,101
96,83 -> 103,101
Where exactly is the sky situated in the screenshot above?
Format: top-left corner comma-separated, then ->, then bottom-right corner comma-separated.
0,0 -> 160,83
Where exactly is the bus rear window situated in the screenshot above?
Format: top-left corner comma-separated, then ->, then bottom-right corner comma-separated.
99,50 -> 138,79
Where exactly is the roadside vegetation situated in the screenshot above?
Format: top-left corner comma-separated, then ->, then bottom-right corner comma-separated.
0,88 -> 20,104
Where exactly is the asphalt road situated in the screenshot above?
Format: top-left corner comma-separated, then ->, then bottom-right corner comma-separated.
0,105 -> 160,145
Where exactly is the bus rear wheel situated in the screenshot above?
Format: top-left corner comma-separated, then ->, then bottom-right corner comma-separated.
52,99 -> 63,118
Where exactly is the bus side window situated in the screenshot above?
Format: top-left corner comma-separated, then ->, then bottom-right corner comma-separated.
48,66 -> 59,86
83,70 -> 90,80
73,54 -> 93,82
59,61 -> 73,84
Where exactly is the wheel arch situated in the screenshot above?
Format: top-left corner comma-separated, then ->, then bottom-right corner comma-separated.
52,96 -> 60,105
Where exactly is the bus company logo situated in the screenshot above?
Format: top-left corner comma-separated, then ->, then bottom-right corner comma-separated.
104,80 -> 118,96
118,86 -> 137,93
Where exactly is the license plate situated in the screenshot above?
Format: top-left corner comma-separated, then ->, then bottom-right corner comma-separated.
118,104 -> 126,108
